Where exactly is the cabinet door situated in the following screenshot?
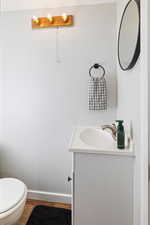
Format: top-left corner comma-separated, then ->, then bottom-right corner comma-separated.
73,153 -> 134,225
71,171 -> 75,225
71,153 -> 75,225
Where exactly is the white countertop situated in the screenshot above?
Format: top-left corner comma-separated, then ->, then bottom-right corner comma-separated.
69,126 -> 135,157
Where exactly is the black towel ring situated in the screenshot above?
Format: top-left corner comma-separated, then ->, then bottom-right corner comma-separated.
89,63 -> 105,78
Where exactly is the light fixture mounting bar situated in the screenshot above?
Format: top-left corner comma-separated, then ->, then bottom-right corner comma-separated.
32,15 -> 73,29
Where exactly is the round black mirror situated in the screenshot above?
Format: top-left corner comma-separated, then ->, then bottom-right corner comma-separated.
118,0 -> 140,71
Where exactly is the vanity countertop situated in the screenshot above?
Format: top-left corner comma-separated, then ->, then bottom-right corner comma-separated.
69,126 -> 135,157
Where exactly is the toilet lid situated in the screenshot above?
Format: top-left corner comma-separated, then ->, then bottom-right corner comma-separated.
0,178 -> 25,214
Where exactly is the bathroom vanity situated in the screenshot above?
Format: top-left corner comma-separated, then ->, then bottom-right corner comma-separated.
69,127 -> 135,225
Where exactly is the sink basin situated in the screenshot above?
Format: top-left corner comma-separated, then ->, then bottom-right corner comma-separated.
80,128 -> 114,149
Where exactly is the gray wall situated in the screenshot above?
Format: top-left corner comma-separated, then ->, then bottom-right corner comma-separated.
0,4 -> 117,194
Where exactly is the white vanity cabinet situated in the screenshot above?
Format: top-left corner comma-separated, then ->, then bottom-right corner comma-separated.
72,152 -> 134,225
69,127 -> 135,225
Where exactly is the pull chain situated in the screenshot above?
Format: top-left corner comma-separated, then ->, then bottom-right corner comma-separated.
56,27 -> 61,63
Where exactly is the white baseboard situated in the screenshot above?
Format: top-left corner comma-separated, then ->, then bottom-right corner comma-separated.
28,189 -> 72,204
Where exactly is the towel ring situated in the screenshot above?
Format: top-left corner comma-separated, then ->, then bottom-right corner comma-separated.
89,63 -> 105,78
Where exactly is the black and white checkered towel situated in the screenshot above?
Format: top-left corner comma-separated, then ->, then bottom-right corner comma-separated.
89,76 -> 107,110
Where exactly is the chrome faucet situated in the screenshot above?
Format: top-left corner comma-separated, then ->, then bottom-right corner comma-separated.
101,123 -> 117,140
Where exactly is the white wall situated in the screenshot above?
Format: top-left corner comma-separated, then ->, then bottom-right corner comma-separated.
0,0 -> 115,12
140,0 -> 149,224
117,0 -> 140,224
145,0 -> 150,222
117,0 -> 148,225
0,4 -> 117,196
148,0 -> 150,218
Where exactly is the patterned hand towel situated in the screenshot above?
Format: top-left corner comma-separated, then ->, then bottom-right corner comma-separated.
89,76 -> 107,110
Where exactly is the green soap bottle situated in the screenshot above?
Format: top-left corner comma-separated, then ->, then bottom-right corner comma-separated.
116,120 -> 125,149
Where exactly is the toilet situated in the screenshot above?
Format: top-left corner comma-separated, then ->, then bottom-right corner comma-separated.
0,178 -> 27,225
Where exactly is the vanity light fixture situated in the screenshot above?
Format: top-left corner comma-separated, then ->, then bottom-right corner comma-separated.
62,13 -> 68,22
47,14 -> 54,23
32,14 -> 73,29
32,16 -> 40,25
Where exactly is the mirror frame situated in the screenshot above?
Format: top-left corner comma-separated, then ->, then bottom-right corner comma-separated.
118,0 -> 140,71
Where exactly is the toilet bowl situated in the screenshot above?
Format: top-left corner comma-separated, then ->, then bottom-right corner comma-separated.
0,178 -> 27,225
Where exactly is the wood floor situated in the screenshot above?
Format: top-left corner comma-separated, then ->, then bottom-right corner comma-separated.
16,199 -> 71,225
